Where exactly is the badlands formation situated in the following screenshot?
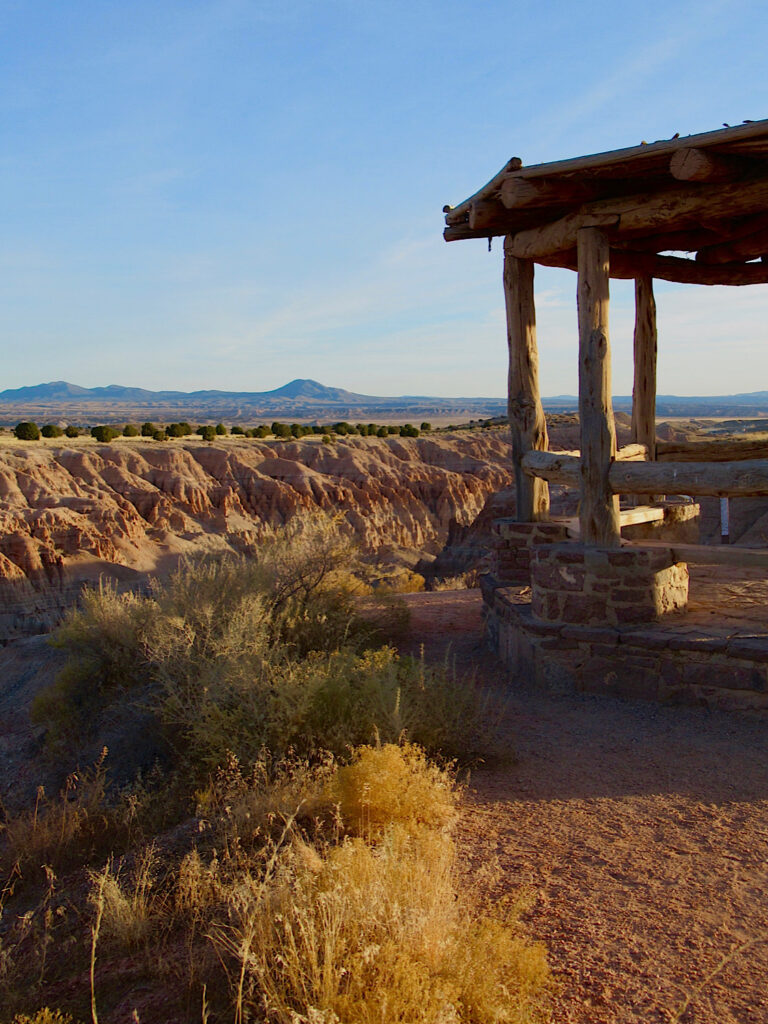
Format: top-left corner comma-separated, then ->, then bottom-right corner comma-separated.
0,430 -> 527,638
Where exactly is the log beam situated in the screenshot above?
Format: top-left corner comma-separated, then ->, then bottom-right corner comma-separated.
577,227 -> 620,545
522,450 -> 768,497
469,199 -> 510,232
696,223 -> 768,264
500,177 -> 596,210
503,245 -> 550,521
656,438 -> 768,462
538,248 -> 768,285
506,177 -> 768,260
610,458 -> 768,499
610,229 -> 716,254
669,147 -> 746,183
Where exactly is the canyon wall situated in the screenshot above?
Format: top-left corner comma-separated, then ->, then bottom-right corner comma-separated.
0,432 -> 517,638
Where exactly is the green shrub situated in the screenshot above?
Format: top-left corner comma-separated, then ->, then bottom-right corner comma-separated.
322,433 -> 332,444
39,516 -> 498,795
230,425 -> 245,435
400,423 -> 419,437
64,425 -> 80,437
141,421 -> 155,437
152,429 -> 168,441
168,421 -> 192,438
271,422 -> 291,438
14,421 -> 40,440
253,425 -> 270,438
421,421 -> 432,431
122,423 -> 139,437
198,425 -> 216,441
41,424 -> 63,438
215,423 -> 227,435
90,425 -> 119,443
387,425 -> 399,434
376,425 -> 388,437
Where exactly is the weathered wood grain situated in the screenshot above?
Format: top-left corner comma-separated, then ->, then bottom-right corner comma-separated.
577,227 -> 621,545
503,247 -> 550,521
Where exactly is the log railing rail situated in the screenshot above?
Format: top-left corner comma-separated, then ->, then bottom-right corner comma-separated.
523,450 -> 768,498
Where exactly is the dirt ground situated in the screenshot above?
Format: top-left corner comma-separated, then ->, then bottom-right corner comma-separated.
399,590 -> 768,1024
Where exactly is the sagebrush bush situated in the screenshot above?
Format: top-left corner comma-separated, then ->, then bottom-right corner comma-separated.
34,585 -> 157,746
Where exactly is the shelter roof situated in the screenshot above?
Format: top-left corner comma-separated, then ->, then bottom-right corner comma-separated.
443,119 -> 768,286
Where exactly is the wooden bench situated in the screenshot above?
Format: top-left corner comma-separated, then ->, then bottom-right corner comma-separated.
557,505 -> 665,539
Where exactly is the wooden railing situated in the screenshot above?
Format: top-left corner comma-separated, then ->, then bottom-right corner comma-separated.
522,449 -> 768,498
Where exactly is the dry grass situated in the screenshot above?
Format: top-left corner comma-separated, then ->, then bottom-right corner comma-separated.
329,741 -> 459,838
431,570 -> 480,591
8,1012 -> 77,1024
2,744 -> 550,1023
211,747 -> 550,1023
88,844 -> 158,949
0,749 -> 117,887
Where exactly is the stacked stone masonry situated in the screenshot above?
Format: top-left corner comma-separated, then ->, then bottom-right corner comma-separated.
482,578 -> 768,713
530,544 -> 689,627
491,520 -> 570,583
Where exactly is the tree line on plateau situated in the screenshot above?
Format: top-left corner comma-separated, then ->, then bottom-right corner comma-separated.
7,420 -> 433,443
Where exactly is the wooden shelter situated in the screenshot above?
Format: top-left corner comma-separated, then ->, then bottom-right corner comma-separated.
444,119 -> 768,553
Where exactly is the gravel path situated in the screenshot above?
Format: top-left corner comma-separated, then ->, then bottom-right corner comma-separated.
400,590 -> 768,1024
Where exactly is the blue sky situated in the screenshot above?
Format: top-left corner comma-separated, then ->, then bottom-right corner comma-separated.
2,0 -> 767,397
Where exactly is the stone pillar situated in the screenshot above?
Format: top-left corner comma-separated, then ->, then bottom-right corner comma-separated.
530,544 -> 688,627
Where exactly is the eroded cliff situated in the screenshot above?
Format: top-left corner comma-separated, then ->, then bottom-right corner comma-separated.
0,432 -> 517,637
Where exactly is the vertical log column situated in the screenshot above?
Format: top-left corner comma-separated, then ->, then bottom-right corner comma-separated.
503,238 -> 550,521
631,274 -> 662,504
577,227 -> 621,546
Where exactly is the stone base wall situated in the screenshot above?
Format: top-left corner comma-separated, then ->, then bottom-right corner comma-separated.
482,580 -> 768,713
531,544 -> 689,627
490,501 -> 700,588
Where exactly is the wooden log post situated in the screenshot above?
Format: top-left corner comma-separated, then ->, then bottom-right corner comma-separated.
577,227 -> 621,545
503,240 -> 550,521
631,275 -> 662,504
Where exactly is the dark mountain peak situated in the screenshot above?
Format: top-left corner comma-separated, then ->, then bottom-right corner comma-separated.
265,379 -> 371,402
0,381 -> 92,400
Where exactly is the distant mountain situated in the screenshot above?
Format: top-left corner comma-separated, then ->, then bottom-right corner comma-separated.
0,379 -> 379,405
3,379 -> 768,422
263,379 -> 375,402
0,379 -> 508,423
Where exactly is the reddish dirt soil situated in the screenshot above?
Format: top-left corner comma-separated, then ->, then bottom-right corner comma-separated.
399,589 -> 768,1024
